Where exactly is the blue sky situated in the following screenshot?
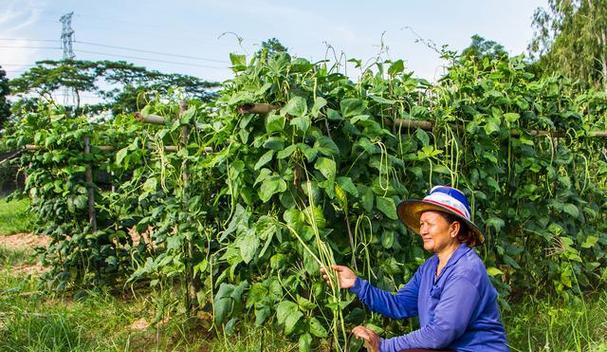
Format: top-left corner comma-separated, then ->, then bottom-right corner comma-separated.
1,0 -> 547,85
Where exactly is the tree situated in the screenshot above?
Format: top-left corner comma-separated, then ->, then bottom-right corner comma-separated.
461,35 -> 508,60
256,38 -> 289,62
10,60 -> 219,115
0,66 -> 10,129
529,0 -> 607,91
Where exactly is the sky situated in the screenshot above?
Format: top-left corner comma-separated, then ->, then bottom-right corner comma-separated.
1,0 -> 548,87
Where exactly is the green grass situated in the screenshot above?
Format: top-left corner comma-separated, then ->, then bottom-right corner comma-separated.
504,292 -> 607,351
0,197 -> 31,235
0,241 -> 297,352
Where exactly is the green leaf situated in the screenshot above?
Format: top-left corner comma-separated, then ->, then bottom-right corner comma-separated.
283,96 -> 308,117
254,150 -> 274,170
277,144 -> 297,159
388,59 -> 404,76
297,295 -> 317,311
259,176 -> 287,202
376,196 -> 398,220
229,53 -> 246,66
314,136 -> 340,156
308,317 -> 328,338
311,97 -> 327,117
254,168 -> 272,186
581,235 -> 599,249
314,157 -> 336,181
276,301 -> 303,335
238,231 -> 260,264
303,206 -> 326,229
340,98 -> 366,118
504,112 -> 520,123
360,186 -> 374,212
143,177 -> 157,193
299,333 -> 312,352
486,216 -> 505,232
487,267 -> 504,277
336,177 -> 358,196
326,108 -> 343,121
415,128 -> 429,147
563,203 -> 579,218
483,117 -> 501,135
382,231 -> 395,249
266,113 -> 285,133
263,136 -> 285,151
230,53 -> 247,72
290,116 -> 311,133
115,147 -> 128,166
214,283 -> 235,324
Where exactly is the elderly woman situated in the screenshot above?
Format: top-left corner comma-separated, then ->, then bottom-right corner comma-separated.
322,186 -> 509,352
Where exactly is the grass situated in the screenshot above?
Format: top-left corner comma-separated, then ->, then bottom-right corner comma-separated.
0,197 -> 31,235
504,292 -> 607,352
0,245 -> 294,351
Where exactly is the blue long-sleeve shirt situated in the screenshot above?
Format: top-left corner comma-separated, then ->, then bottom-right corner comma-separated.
350,243 -> 509,352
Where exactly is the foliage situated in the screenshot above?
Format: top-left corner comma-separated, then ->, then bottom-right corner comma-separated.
9,60 -> 219,114
529,0 -> 607,90
0,66 -> 10,129
461,35 -> 508,60
5,48 -> 607,351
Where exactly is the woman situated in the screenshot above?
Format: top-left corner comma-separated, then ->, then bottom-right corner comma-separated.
322,186 -> 509,352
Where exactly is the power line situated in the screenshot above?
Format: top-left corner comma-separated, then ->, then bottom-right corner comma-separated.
75,49 -> 230,70
75,40 -> 229,64
0,45 -> 61,49
0,38 -> 58,42
0,37 -> 231,64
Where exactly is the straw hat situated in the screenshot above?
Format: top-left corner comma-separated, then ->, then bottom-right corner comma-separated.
397,185 -> 484,245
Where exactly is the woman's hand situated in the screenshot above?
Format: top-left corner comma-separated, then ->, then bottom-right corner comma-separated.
320,265 -> 357,289
352,325 -> 380,352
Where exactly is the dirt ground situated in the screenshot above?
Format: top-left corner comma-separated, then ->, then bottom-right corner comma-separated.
0,232 -> 49,250
0,232 -> 50,275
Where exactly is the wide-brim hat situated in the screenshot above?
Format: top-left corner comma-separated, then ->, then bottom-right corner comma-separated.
397,185 -> 484,245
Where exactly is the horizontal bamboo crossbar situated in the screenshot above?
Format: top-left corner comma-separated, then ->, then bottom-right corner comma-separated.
24,144 -> 213,154
238,103 -> 278,114
134,112 -> 165,125
238,103 -> 607,138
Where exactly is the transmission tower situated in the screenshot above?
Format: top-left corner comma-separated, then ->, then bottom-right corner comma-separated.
60,12 -> 75,59
59,12 -> 75,105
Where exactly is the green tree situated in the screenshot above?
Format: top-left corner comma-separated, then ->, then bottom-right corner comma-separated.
0,66 -> 10,129
461,34 -> 508,59
529,0 -> 607,90
10,60 -> 219,115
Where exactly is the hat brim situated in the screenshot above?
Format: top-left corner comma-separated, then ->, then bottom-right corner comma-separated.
397,199 -> 485,245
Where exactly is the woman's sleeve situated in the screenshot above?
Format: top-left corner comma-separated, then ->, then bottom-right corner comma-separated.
349,268 -> 421,319
378,275 -> 481,352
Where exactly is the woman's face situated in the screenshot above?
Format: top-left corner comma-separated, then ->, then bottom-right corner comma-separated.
418,211 -> 460,253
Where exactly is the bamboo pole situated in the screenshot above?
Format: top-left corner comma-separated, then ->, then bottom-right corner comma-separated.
24,144 -> 212,154
238,103 -> 278,114
178,101 -> 199,315
134,112 -> 165,125
83,136 -> 97,233
239,102 -> 607,138
393,118 -> 434,130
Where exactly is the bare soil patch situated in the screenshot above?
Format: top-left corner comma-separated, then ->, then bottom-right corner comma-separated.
0,232 -> 49,251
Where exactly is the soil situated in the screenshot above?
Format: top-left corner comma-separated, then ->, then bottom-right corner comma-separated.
0,232 -> 50,251
0,232 -> 50,275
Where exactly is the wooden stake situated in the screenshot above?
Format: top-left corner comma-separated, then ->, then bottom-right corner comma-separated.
84,136 -> 97,233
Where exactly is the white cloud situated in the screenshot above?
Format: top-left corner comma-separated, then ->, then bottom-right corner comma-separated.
0,0 -> 45,76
